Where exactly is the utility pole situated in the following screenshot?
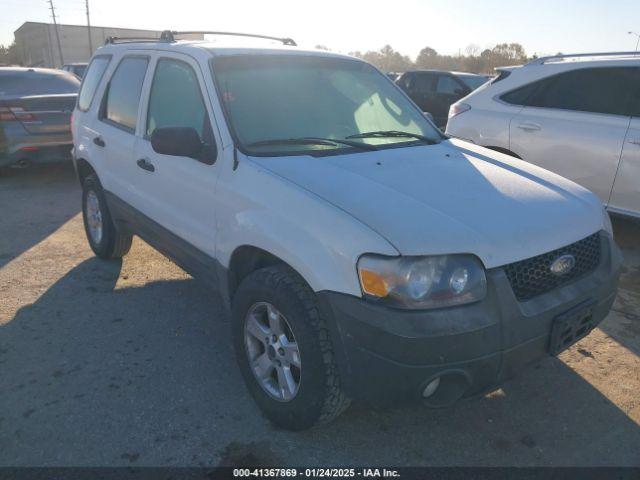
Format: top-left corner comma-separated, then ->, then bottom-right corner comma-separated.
629,31 -> 640,52
48,0 -> 64,66
85,0 -> 93,56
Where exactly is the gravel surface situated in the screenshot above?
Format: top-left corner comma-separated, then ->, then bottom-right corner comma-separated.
1,163 -> 639,466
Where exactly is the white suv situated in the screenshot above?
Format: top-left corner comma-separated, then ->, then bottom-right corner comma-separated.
446,52 -> 640,219
72,32 -> 621,430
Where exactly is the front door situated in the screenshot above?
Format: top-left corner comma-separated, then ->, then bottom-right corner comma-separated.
133,53 -> 222,265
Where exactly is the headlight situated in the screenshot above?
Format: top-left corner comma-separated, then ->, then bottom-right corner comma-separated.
357,254 -> 487,309
603,207 -> 614,237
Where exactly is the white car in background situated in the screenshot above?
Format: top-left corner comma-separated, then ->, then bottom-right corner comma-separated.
445,52 -> 640,219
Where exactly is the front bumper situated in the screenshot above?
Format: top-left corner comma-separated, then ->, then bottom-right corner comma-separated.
317,232 -> 622,406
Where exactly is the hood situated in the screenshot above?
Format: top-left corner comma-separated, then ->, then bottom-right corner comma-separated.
249,139 -> 604,268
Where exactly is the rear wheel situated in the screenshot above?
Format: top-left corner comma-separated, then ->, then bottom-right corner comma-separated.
81,174 -> 132,259
232,265 -> 350,430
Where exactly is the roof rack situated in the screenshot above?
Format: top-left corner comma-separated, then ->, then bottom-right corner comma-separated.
104,36 -> 164,45
526,51 -> 640,66
160,30 -> 297,46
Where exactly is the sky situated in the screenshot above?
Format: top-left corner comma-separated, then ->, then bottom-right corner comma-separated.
1,0 -> 639,59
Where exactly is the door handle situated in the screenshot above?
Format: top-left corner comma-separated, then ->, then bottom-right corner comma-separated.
628,138 -> 640,146
136,158 -> 155,172
93,136 -> 106,147
517,122 -> 541,132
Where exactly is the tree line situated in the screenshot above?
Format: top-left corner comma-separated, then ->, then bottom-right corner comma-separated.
1,40 -> 531,73
345,43 -> 531,74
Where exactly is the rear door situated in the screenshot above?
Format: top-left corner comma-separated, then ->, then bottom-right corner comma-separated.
508,67 -> 635,204
132,52 -> 222,262
432,73 -> 469,128
92,53 -> 150,207
402,72 -> 436,114
609,70 -> 640,216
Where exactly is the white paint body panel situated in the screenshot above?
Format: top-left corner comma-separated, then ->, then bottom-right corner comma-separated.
72,41 -> 609,297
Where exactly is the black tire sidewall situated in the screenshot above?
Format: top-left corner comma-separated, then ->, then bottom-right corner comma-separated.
232,269 -> 331,430
81,175 -> 115,258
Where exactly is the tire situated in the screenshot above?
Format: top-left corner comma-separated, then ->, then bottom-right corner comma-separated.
232,265 -> 351,430
81,174 -> 132,259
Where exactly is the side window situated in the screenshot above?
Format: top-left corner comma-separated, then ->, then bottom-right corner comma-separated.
530,67 -> 636,116
101,56 -> 148,131
436,75 -> 462,95
77,56 -> 110,111
413,73 -> 435,93
500,79 -> 547,106
146,59 -> 216,163
146,59 -> 209,138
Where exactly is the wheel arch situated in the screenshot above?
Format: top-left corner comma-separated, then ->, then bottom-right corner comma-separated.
75,157 -> 97,184
227,245 -> 294,301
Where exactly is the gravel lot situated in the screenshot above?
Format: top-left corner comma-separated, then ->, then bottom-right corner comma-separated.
1,163 -> 639,467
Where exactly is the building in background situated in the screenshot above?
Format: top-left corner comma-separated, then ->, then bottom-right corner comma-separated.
13,22 -> 203,68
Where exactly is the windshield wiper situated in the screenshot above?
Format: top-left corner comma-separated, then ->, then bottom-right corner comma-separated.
346,130 -> 438,144
247,137 -> 378,151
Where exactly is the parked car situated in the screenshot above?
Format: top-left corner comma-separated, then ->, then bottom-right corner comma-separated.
1,67 -> 79,167
395,70 -> 490,127
61,63 -> 88,78
446,52 -> 640,220
72,32 -> 620,430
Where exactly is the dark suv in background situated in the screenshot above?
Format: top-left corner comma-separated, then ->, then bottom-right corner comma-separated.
396,70 -> 489,128
0,67 -> 79,168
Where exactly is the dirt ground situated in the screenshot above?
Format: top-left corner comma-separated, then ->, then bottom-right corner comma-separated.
0,163 -> 639,466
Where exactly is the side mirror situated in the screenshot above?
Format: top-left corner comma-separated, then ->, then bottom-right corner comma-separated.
151,127 -> 203,159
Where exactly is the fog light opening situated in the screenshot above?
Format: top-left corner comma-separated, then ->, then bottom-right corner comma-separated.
422,377 -> 440,398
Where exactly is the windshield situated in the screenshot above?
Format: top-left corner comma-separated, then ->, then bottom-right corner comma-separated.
458,74 -> 489,91
211,55 -> 441,155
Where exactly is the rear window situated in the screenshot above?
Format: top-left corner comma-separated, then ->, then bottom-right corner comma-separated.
0,71 -> 79,97
457,74 -> 488,90
78,57 -> 110,111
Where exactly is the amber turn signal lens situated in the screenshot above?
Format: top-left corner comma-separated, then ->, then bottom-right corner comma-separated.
359,269 -> 389,297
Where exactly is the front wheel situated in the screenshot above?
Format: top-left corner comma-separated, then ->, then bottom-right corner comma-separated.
81,174 -> 132,259
231,265 -> 351,430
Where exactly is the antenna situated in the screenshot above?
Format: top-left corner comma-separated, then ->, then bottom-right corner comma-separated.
47,0 -> 64,66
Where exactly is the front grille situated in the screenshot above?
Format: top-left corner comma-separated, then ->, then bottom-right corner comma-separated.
503,233 -> 602,301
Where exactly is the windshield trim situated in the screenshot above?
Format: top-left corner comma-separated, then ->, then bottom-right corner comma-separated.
208,54 -> 445,158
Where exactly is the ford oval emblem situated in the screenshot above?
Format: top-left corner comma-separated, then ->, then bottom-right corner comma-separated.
550,254 -> 576,276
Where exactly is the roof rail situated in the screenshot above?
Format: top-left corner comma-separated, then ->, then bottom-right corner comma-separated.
160,30 -> 297,46
526,51 -> 640,66
104,36 -> 164,45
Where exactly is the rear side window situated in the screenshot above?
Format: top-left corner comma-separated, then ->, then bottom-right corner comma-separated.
436,75 -> 462,95
0,71 -> 79,97
500,80 -> 546,106
78,56 -> 110,111
413,73 -> 435,93
101,56 -> 149,131
146,59 -> 209,138
502,67 -> 638,116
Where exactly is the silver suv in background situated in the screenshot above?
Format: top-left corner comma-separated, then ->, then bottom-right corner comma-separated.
1,67 -> 79,168
446,52 -> 640,219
